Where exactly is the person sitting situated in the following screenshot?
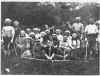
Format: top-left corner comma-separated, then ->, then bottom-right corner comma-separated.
26,28 -> 32,37
56,29 -> 63,43
15,30 -> 27,56
33,28 -> 41,41
59,31 -> 73,59
71,33 -> 81,59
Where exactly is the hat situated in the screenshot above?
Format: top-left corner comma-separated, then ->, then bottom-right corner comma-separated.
13,20 -> 19,26
40,31 -> 46,35
29,32 -> 35,35
52,34 -> 56,36
33,28 -> 40,31
4,18 -> 12,24
56,29 -> 61,32
25,36 -> 33,40
65,30 -> 70,33
26,28 -> 31,32
75,17 -> 81,20
20,30 -> 26,34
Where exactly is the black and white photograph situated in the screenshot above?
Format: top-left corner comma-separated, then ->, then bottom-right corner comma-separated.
1,1 -> 100,75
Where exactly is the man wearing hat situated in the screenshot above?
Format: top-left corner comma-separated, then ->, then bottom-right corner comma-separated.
2,18 -> 15,51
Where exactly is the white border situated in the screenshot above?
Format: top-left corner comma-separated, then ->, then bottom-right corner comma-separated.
0,0 -> 100,75
1,0 -> 100,3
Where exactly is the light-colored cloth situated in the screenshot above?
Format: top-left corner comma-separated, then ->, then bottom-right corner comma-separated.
57,34 -> 63,42
85,24 -> 98,34
35,33 -> 41,39
2,26 -> 15,37
21,50 -> 31,58
71,40 -> 80,49
59,36 -> 72,49
72,22 -> 84,32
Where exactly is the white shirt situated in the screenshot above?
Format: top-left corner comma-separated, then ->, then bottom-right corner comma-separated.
59,36 -> 72,49
72,22 -> 84,32
2,26 -> 15,37
71,40 -> 80,49
57,34 -> 63,42
85,24 -> 98,34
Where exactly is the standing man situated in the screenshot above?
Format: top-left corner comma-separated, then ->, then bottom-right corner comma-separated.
72,17 -> 84,39
2,18 -> 15,73
13,20 -> 21,45
85,18 -> 98,58
2,18 -> 15,51
13,20 -> 21,37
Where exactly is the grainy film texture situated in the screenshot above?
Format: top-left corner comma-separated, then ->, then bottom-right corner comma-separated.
1,2 -> 100,75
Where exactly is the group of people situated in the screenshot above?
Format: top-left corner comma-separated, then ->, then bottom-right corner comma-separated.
1,17 -> 100,60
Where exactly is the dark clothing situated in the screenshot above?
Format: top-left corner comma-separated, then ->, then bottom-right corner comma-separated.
86,33 -> 97,57
3,36 -> 12,50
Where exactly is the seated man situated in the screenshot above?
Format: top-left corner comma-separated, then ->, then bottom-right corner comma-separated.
59,31 -> 73,59
15,30 -> 27,56
71,33 -> 81,59
20,36 -> 33,58
40,32 -> 54,60
56,29 -> 63,42
33,28 -> 41,41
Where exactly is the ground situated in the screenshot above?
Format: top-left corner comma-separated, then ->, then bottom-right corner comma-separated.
1,53 -> 99,75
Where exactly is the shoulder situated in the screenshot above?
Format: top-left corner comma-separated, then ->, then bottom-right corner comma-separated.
79,23 -> 83,26
93,24 -> 97,27
8,26 -> 15,29
85,25 -> 89,28
72,23 -> 77,26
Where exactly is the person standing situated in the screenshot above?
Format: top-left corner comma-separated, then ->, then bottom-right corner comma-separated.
72,17 -> 84,40
2,18 -> 15,51
85,18 -> 98,58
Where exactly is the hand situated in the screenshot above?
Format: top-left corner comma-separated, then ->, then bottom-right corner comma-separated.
11,40 -> 13,43
85,38 -> 87,41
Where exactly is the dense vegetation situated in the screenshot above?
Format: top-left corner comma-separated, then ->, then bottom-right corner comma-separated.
1,2 -> 100,27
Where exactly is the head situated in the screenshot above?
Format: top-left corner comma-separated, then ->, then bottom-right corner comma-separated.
45,30 -> 50,34
52,34 -> 57,37
72,33 -> 77,39
96,20 -> 100,29
29,32 -> 35,39
13,20 -> 20,27
75,17 -> 81,23
63,36 -> 67,42
40,32 -> 46,37
89,18 -> 94,24
56,29 -> 61,35
44,24 -> 49,29
33,28 -> 40,34
26,28 -> 31,34
64,30 -> 70,36
4,18 -> 12,26
20,30 -> 26,37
